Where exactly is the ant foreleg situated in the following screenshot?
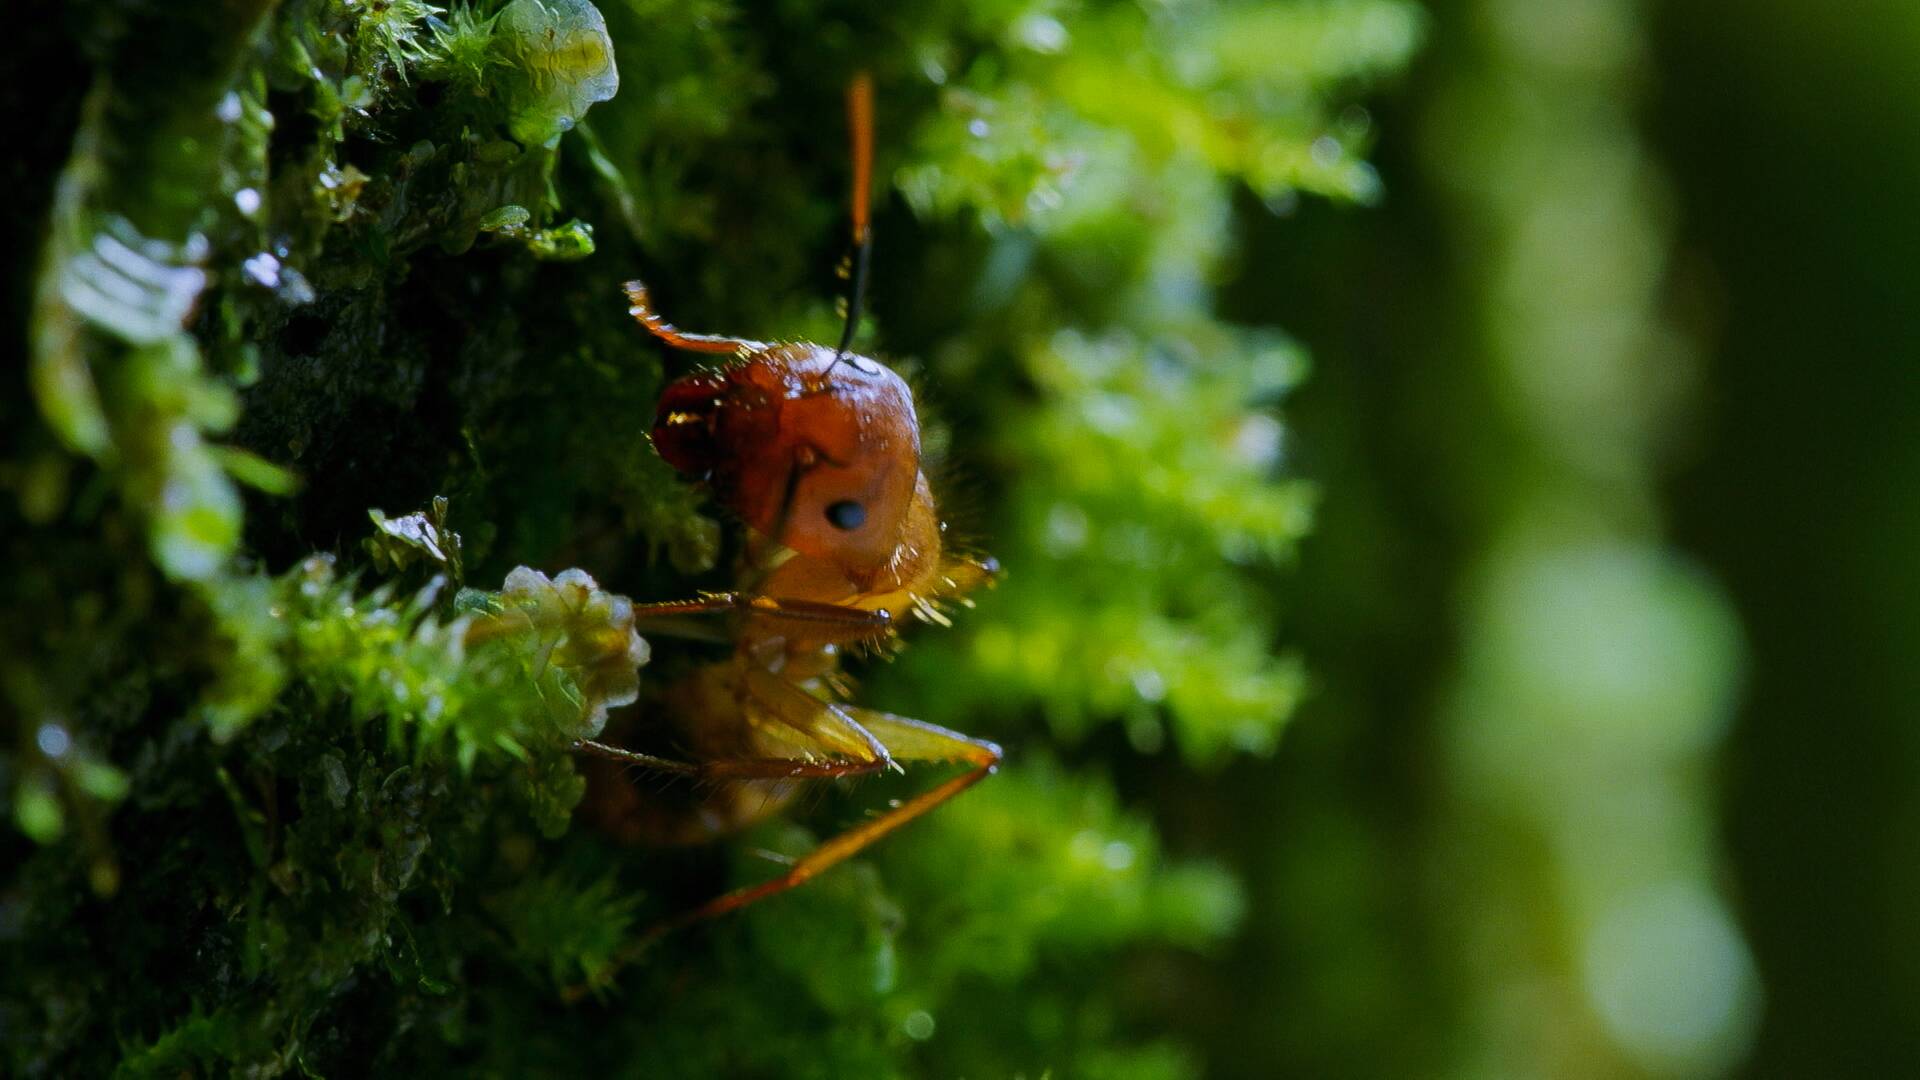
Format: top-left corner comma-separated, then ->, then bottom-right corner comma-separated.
629,591 -> 894,649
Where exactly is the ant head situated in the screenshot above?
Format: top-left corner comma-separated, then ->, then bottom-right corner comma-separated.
651,343 -> 921,572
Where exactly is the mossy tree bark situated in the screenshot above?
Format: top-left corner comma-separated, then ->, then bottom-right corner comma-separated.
3,1 -> 1415,1074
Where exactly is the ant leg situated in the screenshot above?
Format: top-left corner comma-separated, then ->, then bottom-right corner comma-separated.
623,281 -> 769,356
839,707 -> 1004,767
463,591 -> 886,654
574,738 -> 891,781
562,709 -> 1000,1002
741,666 -> 891,764
572,663 -> 896,781
629,591 -> 895,650
647,708 -> 1000,934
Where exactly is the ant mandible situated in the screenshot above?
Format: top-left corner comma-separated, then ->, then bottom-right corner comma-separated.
575,74 -> 1002,945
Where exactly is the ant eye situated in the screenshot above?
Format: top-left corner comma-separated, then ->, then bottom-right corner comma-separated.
824,500 -> 867,530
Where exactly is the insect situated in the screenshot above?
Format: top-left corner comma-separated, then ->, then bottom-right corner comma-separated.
575,74 -> 1002,943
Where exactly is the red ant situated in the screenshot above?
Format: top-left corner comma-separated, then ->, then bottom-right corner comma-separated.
574,75 -> 1002,953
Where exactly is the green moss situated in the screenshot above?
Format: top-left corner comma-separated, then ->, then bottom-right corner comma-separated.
493,0 -> 619,146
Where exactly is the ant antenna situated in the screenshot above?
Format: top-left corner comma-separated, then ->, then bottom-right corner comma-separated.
831,72 -> 875,369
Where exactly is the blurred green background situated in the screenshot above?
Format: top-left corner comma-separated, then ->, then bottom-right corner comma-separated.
1217,2 -> 1920,1074
4,0 -> 1915,1075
